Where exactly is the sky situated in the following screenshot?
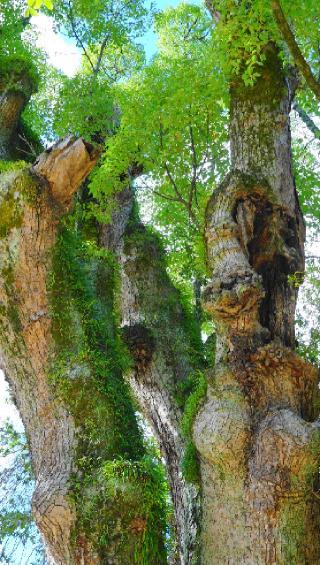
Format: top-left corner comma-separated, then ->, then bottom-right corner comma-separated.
0,373 -> 23,431
31,0 -> 186,77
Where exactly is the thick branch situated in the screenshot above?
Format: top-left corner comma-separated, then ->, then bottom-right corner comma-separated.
94,34 -> 110,76
0,72 -> 34,159
271,0 -> 320,101
99,189 -> 202,564
32,136 -> 99,207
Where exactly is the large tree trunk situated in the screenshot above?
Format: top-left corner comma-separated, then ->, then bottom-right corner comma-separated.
0,139 -> 166,564
194,44 -> 320,564
100,191 -> 201,564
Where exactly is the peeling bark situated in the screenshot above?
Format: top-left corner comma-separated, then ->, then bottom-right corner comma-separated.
195,44 -> 320,564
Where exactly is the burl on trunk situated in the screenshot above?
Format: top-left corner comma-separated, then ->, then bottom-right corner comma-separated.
195,45 -> 320,564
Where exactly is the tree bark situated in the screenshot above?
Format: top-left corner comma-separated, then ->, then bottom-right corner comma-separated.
194,44 -> 320,564
0,69 -> 34,160
100,190 -> 202,564
0,139 -> 166,564
0,137 -> 98,562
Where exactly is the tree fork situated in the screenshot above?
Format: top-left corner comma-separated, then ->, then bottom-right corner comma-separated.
194,44 -> 320,564
0,139 -> 167,564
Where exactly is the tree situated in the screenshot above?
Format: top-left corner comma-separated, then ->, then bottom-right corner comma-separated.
1,0 -> 320,563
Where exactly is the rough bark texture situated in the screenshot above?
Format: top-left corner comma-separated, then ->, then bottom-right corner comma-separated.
100,192 -> 201,564
0,139 -> 166,564
0,69 -> 35,160
0,137 -> 98,562
195,45 -> 320,564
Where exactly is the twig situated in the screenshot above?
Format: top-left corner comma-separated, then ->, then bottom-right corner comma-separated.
67,1 -> 95,72
293,102 -> 320,139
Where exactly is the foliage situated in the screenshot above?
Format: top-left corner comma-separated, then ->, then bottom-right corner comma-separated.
293,141 -> 320,229
296,259 -> 320,364
26,0 -> 53,17
207,0 -> 320,88
21,65 -> 64,146
47,213 -> 168,560
90,3 -> 229,295
0,1 -> 42,92
0,422 -> 45,564
44,0 -> 152,138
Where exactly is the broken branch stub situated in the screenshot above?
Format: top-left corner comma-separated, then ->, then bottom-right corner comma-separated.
32,136 -> 99,208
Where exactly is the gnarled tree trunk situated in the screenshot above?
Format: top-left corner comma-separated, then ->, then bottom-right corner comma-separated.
0,137 -> 166,564
0,137 -> 98,562
100,190 -> 201,564
194,44 -> 320,564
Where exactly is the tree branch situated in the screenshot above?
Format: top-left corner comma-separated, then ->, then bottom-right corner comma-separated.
32,136 -> 99,207
67,1 -> 95,73
94,34 -> 110,76
189,124 -> 198,209
157,122 -> 201,228
271,0 -> 320,101
153,189 -> 184,203
293,102 -> 320,139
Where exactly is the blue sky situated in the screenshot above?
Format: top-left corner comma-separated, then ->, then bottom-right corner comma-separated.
139,0 -> 182,60
32,0 -> 198,75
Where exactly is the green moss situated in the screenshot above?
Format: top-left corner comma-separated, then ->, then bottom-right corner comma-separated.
0,191 -> 23,238
180,371 -> 207,485
70,453 -> 169,564
280,500 -> 306,563
0,265 -> 22,333
48,220 -> 168,561
181,441 -> 200,484
48,223 -> 143,459
0,54 -> 40,96
0,167 -> 40,247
